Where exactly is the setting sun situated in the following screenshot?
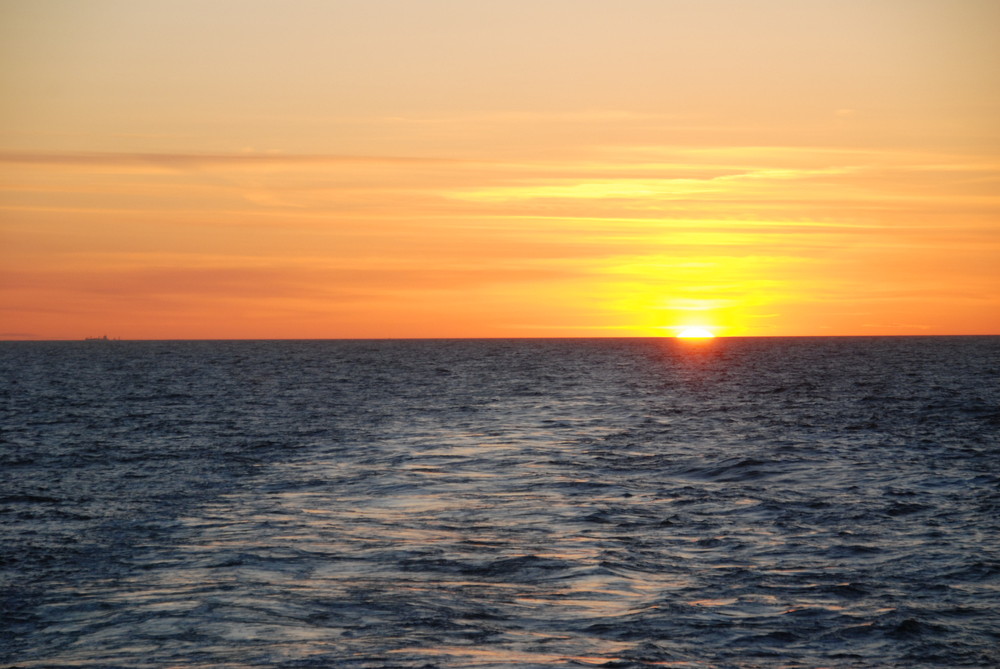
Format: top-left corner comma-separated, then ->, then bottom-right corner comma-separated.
676,327 -> 716,339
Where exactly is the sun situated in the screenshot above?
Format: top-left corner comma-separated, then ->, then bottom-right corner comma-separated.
675,327 -> 716,339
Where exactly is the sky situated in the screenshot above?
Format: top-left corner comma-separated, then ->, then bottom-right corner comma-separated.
2,0 -> 998,339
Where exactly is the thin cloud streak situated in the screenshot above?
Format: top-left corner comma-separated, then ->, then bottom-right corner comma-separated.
0,150 -> 467,169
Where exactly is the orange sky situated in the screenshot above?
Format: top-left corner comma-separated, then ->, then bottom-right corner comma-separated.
2,0 -> 998,339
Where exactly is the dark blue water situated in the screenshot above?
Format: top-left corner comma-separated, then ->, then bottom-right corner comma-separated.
2,337 -> 999,668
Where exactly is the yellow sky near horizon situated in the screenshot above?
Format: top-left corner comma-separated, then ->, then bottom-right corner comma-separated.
2,0 -> 998,339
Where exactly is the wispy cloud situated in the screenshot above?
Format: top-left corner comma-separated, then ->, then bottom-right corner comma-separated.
0,150 -> 466,171
3,140 -> 998,337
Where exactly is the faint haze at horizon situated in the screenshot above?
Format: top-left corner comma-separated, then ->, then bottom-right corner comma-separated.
2,0 -> 998,340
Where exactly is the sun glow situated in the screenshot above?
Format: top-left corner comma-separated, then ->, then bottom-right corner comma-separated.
676,327 -> 716,339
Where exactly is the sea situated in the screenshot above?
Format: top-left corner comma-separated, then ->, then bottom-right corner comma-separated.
1,336 -> 998,668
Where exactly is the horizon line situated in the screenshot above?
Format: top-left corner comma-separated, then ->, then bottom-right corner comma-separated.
2,333 -> 997,343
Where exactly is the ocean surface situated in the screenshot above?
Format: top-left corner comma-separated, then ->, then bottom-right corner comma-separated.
2,336 -> 998,668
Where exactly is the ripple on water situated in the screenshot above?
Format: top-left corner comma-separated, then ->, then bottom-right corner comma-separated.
2,337 -> 999,668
